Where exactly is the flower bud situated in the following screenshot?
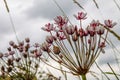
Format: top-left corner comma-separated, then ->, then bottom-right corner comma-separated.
18,46 -> 23,52
29,60 -> 32,65
35,64 -> 39,68
34,43 -> 40,48
72,33 -> 78,41
23,52 -> 27,58
9,51 -> 15,55
1,66 -> 5,72
25,43 -> 30,52
53,46 -> 60,55
58,60 -> 62,64
9,41 -> 14,46
13,44 -> 18,49
19,41 -> 24,46
7,66 -> 12,72
0,52 -> 3,58
16,57 -> 21,62
7,59 -> 13,66
7,47 -> 11,51
25,37 -> 30,43
59,54 -> 63,59
99,42 -> 105,48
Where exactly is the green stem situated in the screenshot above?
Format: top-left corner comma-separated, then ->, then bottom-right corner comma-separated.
81,74 -> 87,80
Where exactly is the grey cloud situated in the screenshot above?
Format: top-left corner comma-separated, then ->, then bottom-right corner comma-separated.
24,0 -> 88,19
0,19 -> 13,36
97,49 -> 118,65
98,57 -> 116,65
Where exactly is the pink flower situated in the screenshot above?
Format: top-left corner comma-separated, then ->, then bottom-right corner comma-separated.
41,42 -> 50,52
34,49 -> 42,58
87,26 -> 96,36
65,25 -> 75,35
99,42 -> 105,48
4,53 -> 9,57
0,52 -> 3,58
104,20 -> 117,28
90,20 -> 99,29
9,41 -> 14,46
74,12 -> 87,20
46,36 -> 54,44
57,32 -> 66,40
84,30 -> 88,36
41,23 -> 55,32
7,47 -> 11,51
96,26 -> 105,35
54,16 -> 68,28
34,43 -> 40,48
25,37 -> 30,43
18,46 -> 24,52
19,41 -> 24,46
9,51 -> 15,55
79,28 -> 84,37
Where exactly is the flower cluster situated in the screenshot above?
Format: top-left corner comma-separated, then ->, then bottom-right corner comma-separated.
41,11 -> 116,76
0,38 -> 42,80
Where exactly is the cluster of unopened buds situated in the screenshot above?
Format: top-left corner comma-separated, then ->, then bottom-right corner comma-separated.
41,11 -> 117,76
0,38 -> 41,79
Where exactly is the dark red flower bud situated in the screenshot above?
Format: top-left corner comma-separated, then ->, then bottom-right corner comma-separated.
25,37 -> 30,43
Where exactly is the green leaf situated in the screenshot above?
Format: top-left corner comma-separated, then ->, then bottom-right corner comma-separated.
105,72 -> 120,76
93,0 -> 99,9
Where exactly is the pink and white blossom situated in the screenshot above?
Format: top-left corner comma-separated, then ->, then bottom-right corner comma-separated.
9,51 -> 15,55
9,41 -> 14,46
96,26 -> 105,35
57,32 -> 66,40
0,52 -> 3,58
46,35 -> 54,44
90,20 -> 99,29
65,25 -> 75,35
54,16 -> 68,28
41,42 -> 50,52
104,20 -> 117,28
34,49 -> 42,58
41,23 -> 55,32
74,12 -> 87,20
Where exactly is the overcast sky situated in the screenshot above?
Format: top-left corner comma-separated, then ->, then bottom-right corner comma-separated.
0,0 -> 120,79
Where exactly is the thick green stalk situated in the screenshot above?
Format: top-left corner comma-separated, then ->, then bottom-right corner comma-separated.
81,75 -> 87,80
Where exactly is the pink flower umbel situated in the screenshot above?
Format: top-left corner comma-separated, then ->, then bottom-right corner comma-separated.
41,11 -> 116,79
0,38 -> 42,79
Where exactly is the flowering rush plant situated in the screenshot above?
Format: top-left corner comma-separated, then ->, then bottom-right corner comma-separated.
41,11 -> 117,80
0,38 -> 42,80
